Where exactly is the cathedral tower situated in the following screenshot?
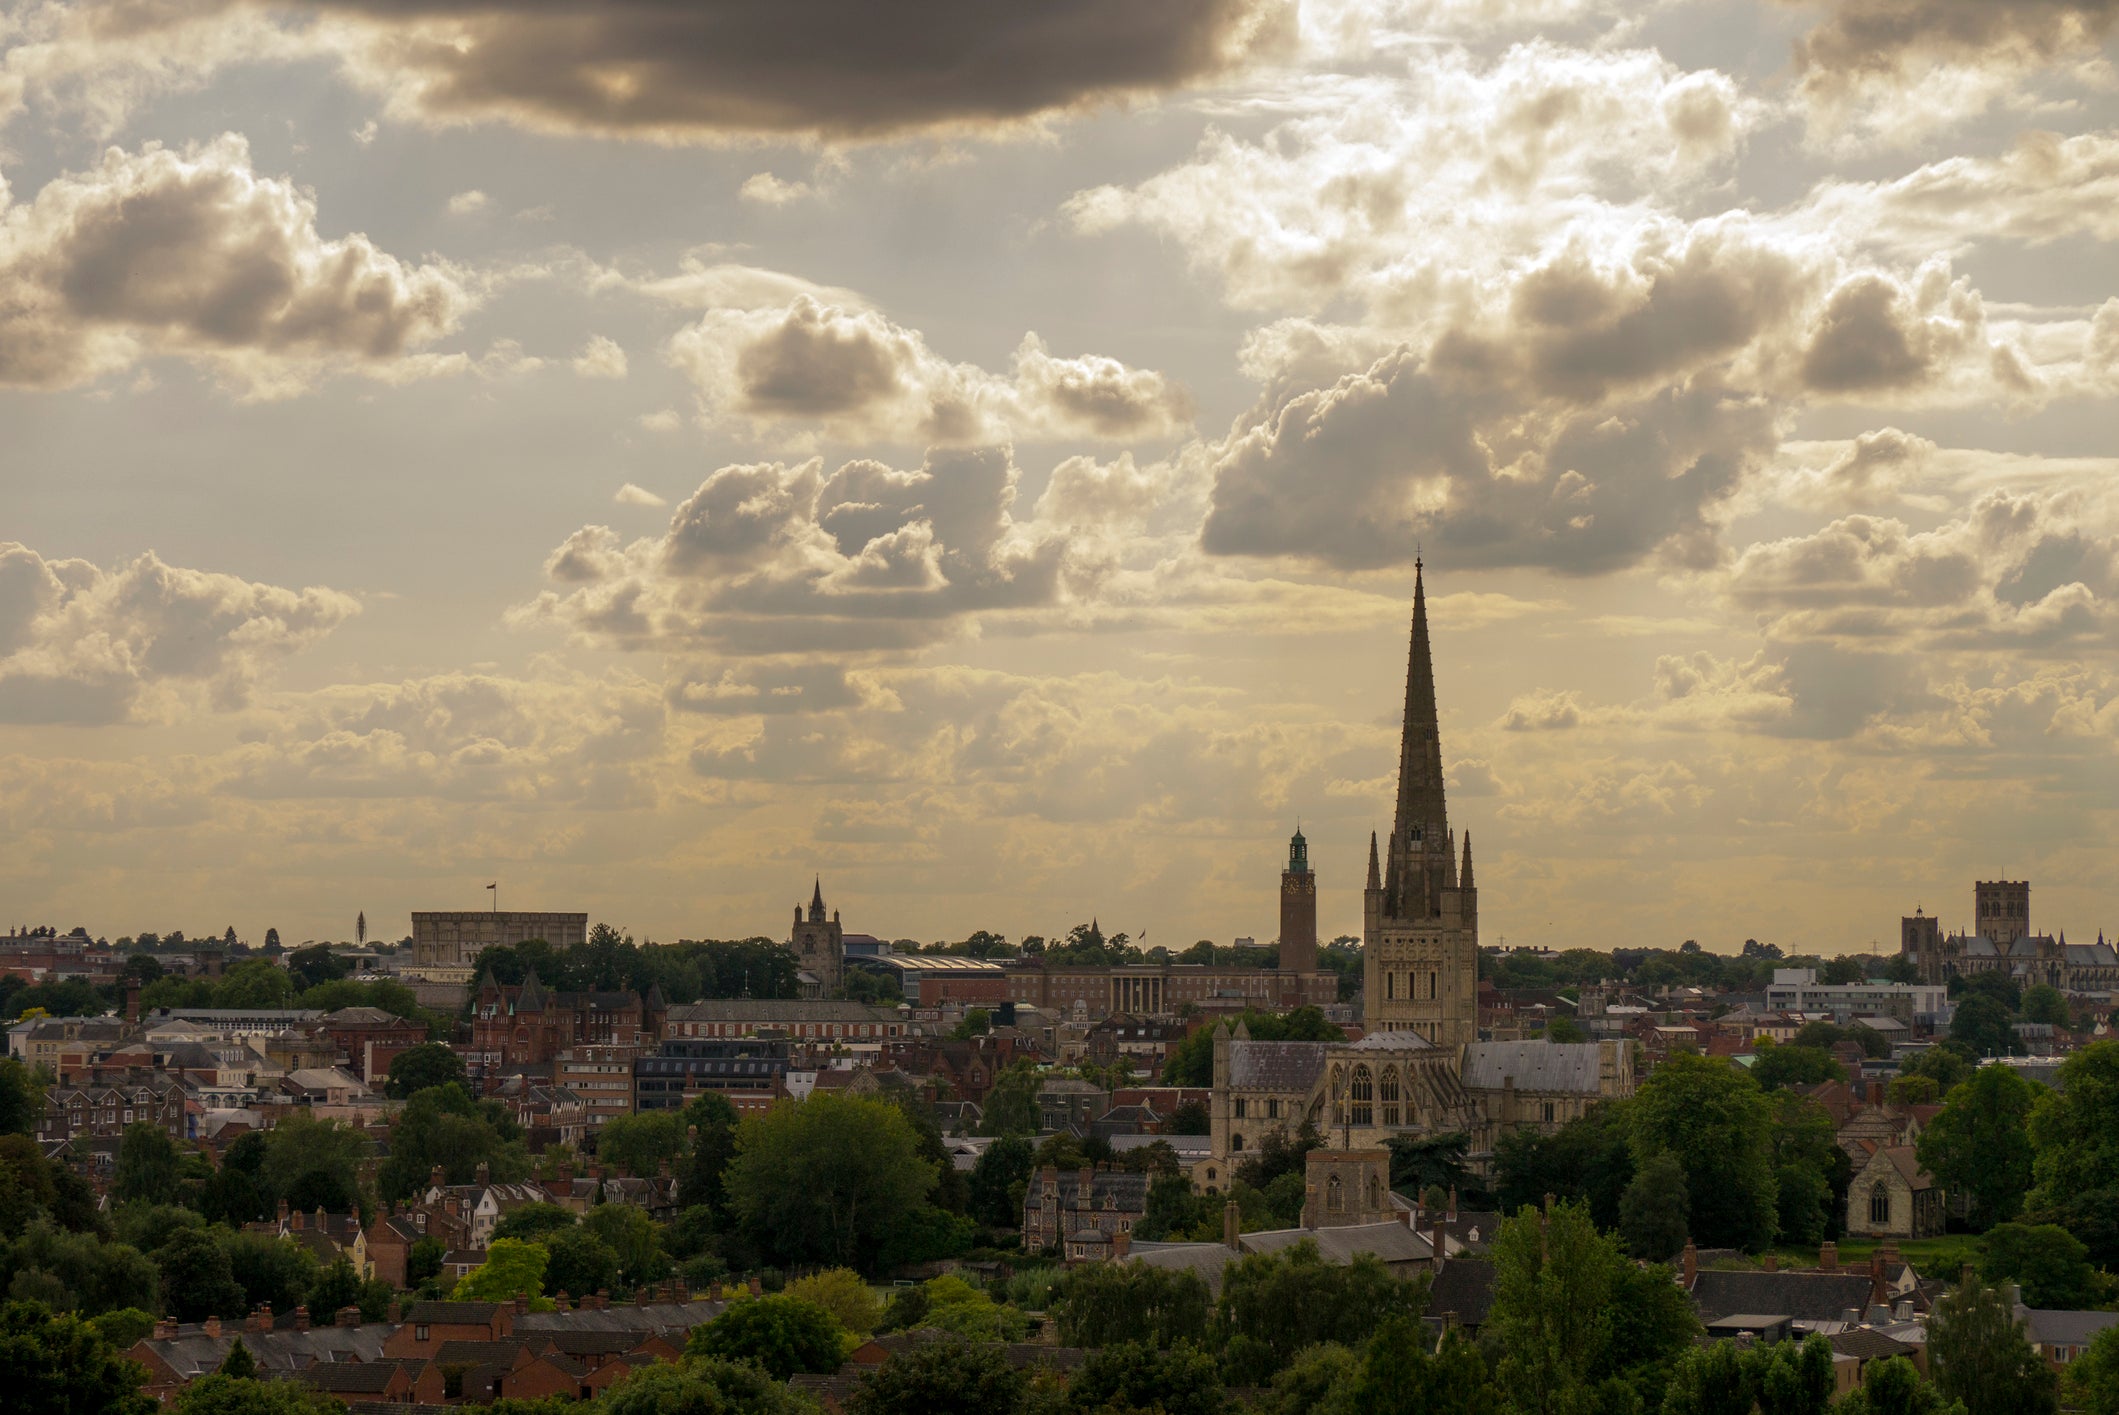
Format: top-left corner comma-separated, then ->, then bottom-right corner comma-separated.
1279,827 -> 1318,973
1362,561 -> 1479,1048
790,877 -> 845,997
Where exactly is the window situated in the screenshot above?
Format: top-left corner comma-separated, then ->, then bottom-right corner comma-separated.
1232,1133 -> 1244,1152
1386,972 -> 1396,1001
1367,1174 -> 1382,1210
1380,1070 -> 1401,1127
1234,1098 -> 1247,1119
1266,1099 -> 1280,1120
1349,1066 -> 1374,1127
1327,1174 -> 1344,1212
1869,1182 -> 1891,1226
415,1325 -> 429,1341
1542,1102 -> 1555,1124
1429,971 -> 1438,1001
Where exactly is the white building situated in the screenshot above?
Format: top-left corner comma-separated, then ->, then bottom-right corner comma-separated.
1765,971 -> 1950,1026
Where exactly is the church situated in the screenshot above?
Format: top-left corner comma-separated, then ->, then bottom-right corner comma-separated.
1194,562 -> 1634,1192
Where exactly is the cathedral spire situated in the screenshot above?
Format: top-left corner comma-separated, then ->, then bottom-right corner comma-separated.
1385,560 -> 1450,918
1462,831 -> 1474,892
808,877 -> 826,923
1366,831 -> 1381,890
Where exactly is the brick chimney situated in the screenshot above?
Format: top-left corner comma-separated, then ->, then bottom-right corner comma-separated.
1112,1230 -> 1130,1259
293,1306 -> 310,1332
203,1316 -> 221,1339
335,1306 -> 360,1328
1867,1081 -> 1883,1107
595,1290 -> 609,1310
386,1301 -> 401,1324
1223,1197 -> 1241,1251
476,1161 -> 491,1187
1681,1241 -> 1698,1285
251,1305 -> 274,1333
429,1163 -> 446,1189
1447,1186 -> 1458,1223
154,1317 -> 177,1339
1819,1241 -> 1838,1272
291,1206 -> 305,1231
1763,1254 -> 1777,1272
555,1290 -> 572,1311
1870,1254 -> 1888,1308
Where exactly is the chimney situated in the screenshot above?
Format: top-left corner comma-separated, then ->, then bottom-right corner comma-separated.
1819,1241 -> 1838,1272
1430,1216 -> 1447,1272
1223,1198 -> 1241,1251
476,1161 -> 491,1187
1447,1186 -> 1458,1223
595,1291 -> 609,1310
555,1290 -> 572,1311
1763,1254 -> 1777,1272
1871,1254 -> 1889,1308
291,1207 -> 305,1231
1112,1230 -> 1130,1259
248,1306 -> 270,1333
748,1276 -> 763,1296
1867,1081 -> 1883,1107
386,1301 -> 401,1324
126,979 -> 141,1022
336,1306 -> 360,1328
155,1317 -> 176,1340
430,1163 -> 446,1189
203,1316 -> 221,1339
293,1306 -> 310,1332
1681,1241 -> 1698,1286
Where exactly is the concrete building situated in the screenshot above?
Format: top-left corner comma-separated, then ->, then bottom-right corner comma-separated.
410,911 -> 588,974
555,1045 -> 642,1131
1765,971 -> 1950,1025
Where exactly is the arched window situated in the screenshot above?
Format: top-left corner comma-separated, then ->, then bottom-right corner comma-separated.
1327,1174 -> 1344,1212
1367,1173 -> 1383,1210
1349,1066 -> 1374,1127
1429,970 -> 1438,1001
1329,1066 -> 1345,1125
1380,1068 -> 1402,1127
1232,1133 -> 1244,1152
1869,1182 -> 1891,1227
1386,972 -> 1396,1001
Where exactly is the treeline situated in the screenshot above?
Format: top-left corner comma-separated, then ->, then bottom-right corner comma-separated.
469,925 -> 803,1003
1482,939 -> 1924,994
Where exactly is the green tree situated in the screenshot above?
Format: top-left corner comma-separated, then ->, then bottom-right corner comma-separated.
1904,1046 -> 1972,1097
1168,1099 -> 1211,1135
1619,1151 -> 1690,1261
217,1337 -> 257,1378
1162,1008 -> 1344,1086
2065,1324 -> 2119,1415
213,960 -> 295,1010
6,1220 -> 160,1316
1748,1334 -> 1835,1415
1661,1336 -> 1752,1415
1950,996 -> 2018,1058
677,1091 -> 740,1213
491,1202 -> 577,1243
602,1358 -> 819,1415
307,1257 -> 392,1322
1887,1075 -> 1941,1106
1979,1222 -> 2102,1309
686,1293 -> 846,1379
170,1373 -> 346,1415
1927,1276 -> 2058,1415
0,1058 -> 46,1136
1327,1320 -> 1497,1415
1216,1241 -> 1428,1386
378,1084 -> 530,1202
88,1309 -> 156,1349
258,1111 -> 366,1214
1768,1091 -> 1845,1249
1054,1260 -> 1212,1349
723,1095 -> 937,1273
113,1124 -> 182,1206
539,1227 -> 620,1302
2020,985 -> 2069,1028
1629,1053 -> 1778,1252
1494,1102 -> 1636,1229
967,1134 -> 1034,1231
223,1233 -> 318,1316
979,1062 -> 1041,1138
1834,1356 -> 1965,1415
285,946 -> 352,994
1918,1065 -> 2038,1231
1068,1340 -> 1226,1415
2025,1041 -> 2119,1267
844,1333 -> 1027,1415
582,1203 -> 669,1288
406,1236 -> 446,1289
450,1237 -> 549,1304
383,1044 -> 467,1100
1749,1040 -> 1845,1092
1385,1131 -> 1473,1198
1,1298 -> 157,1415
154,1227 -> 247,1322
784,1268 -> 884,1338
1255,1342 -> 1357,1415
1485,1199 -> 1634,1414
595,1111 -> 685,1178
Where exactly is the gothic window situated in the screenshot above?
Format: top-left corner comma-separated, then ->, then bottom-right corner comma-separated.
1327,1174 -> 1344,1212
1429,971 -> 1438,1001
1869,1182 -> 1892,1227
1267,1098 -> 1280,1120
1329,1066 -> 1345,1125
1350,1066 -> 1374,1127
1234,1098 -> 1247,1119
1367,1173 -> 1383,1210
1386,972 -> 1396,1001
1232,1133 -> 1244,1152
1380,1069 -> 1402,1127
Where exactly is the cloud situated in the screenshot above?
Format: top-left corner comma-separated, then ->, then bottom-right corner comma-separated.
667,296 -> 1193,445
39,0 -> 1294,145
0,543 -> 359,725
445,188 -> 489,216
571,334 -> 628,380
1802,130 -> 2119,258
0,133 -> 469,396
1783,0 -> 2119,147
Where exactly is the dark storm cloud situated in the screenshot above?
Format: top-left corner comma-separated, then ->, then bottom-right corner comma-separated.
1790,0 -> 2119,78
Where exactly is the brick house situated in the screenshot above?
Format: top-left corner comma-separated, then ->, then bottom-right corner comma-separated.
1022,1165 -> 1149,1259
383,1301 -> 516,1359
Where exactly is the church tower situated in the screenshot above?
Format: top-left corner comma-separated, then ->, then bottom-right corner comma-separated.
1279,827 -> 1318,973
790,878 -> 845,997
1362,561 -> 1479,1048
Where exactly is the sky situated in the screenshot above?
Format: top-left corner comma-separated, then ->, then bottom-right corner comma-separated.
2,0 -> 2115,955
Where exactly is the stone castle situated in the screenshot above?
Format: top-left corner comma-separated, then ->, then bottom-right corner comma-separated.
1195,561 -> 1632,1191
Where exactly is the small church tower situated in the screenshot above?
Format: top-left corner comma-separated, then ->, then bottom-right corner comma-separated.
791,878 -> 845,998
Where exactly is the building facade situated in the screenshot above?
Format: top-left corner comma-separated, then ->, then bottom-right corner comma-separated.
790,881 -> 845,997
1280,828 -> 1318,973
1899,883 -> 2119,992
410,911 -> 588,973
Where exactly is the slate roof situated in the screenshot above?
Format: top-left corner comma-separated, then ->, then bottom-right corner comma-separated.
1427,1258 -> 1497,1327
400,1301 -> 502,1325
1130,1243 -> 1241,1296
291,1362 -> 408,1393
664,1000 -> 903,1024
1342,1030 -> 1437,1051
1226,1040 -> 1328,1091
1241,1222 -> 1433,1266
2020,1308 -> 2119,1348
1688,1270 -> 1879,1324
1459,1041 -> 1608,1094
514,1300 -> 725,1335
1829,1328 -> 1918,1362
134,1324 -> 394,1378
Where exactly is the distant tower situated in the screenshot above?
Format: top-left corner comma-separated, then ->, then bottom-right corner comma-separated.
1279,827 -> 1318,973
1975,881 -> 2030,945
790,878 -> 845,998
1901,909 -> 1945,985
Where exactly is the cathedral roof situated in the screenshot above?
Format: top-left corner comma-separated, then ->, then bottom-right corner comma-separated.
1226,1040 -> 1328,1091
1340,1029 -> 1438,1052
1459,1041 -> 1606,1095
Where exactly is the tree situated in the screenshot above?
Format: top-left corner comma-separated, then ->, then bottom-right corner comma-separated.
1950,996 -> 2018,1058
582,1203 -> 669,1288
383,1044 -> 467,1100
0,1058 -> 44,1136
1217,1241 -> 1428,1386
1069,1341 -> 1226,1415
1162,1008 -> 1344,1086
979,1063 -> 1041,1138
947,1008 -> 991,1041
1749,1040 -> 1845,1092
1485,1200 -> 1630,1414
1768,1091 -> 1845,1249
1748,1334 -> 1835,1415
113,1123 -> 181,1206
1628,1053 -> 1778,1252
1905,1046 -> 1971,1097
723,1095 -> 937,1273
845,1334 -> 1027,1415
1836,1357 -> 1966,1415
540,1227 -> 620,1302
218,1338 -> 257,1379
1919,1064 -> 2037,1231
1054,1260 -> 1212,1349
1887,1075 -> 1940,1106
595,1111 -> 685,1178
1,1298 -> 157,1415
603,1358 -> 818,1415
170,1373 -> 346,1415
1618,1151 -> 1689,1260
678,1091 -> 740,1213
257,1111 -> 366,1214
450,1238 -> 549,1304
967,1134 -> 1033,1231
1495,1103 -> 1636,1229
355,912 -> 366,948
784,1268 -> 884,1338
1256,1342 -> 1357,1415
2020,985 -> 2069,1028
1820,957 -> 1868,985
285,946 -> 351,994
223,1233 -> 318,1316
1323,1319 -> 1497,1415
213,960 -> 295,1010
2066,1324 -> 2119,1415
1979,1223 -> 2102,1310
1927,1276 -> 2058,1415
154,1228 -> 247,1322
1385,1131 -> 1472,1198
378,1084 -> 530,1202
1168,1099 -> 1210,1135
262,928 -> 280,952
1662,1331 -> 1752,1415
2026,1041 -> 2119,1266
686,1293 -> 845,1379
491,1203 -> 578,1244
308,1257 -> 391,1322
